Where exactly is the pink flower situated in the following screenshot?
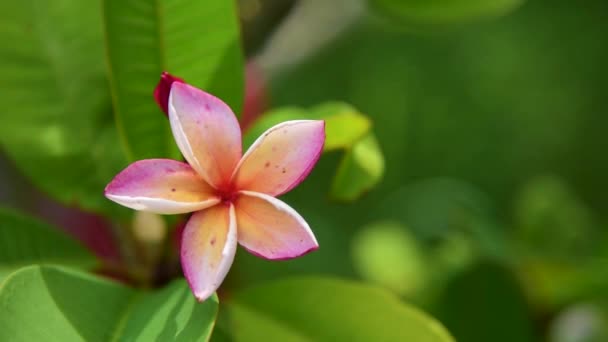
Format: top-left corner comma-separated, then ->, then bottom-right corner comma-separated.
105,74 -> 324,301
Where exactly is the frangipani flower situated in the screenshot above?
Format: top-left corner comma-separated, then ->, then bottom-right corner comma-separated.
105,74 -> 324,301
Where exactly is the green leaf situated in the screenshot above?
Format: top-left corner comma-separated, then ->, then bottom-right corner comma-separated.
244,102 -> 384,201
244,103 -> 370,151
330,134 -> 385,201
224,277 -> 454,342
370,0 -> 525,25
309,102 -> 372,151
0,207 -> 97,284
0,265 -> 218,341
351,221 -> 428,296
0,0 -> 127,216
102,0 -> 244,161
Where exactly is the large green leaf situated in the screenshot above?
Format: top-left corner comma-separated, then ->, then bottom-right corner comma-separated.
102,0 -> 244,161
244,103 -> 384,201
0,265 -> 218,341
0,0 -> 127,216
370,0 -> 525,25
0,207 -> 97,283
224,277 -> 454,341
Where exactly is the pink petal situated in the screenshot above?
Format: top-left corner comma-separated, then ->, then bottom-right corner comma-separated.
105,159 -> 220,215
153,71 -> 185,115
234,191 -> 318,260
181,204 -> 237,301
168,83 -> 242,190
232,120 -> 325,196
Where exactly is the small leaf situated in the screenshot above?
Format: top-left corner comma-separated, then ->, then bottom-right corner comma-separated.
370,0 -> 525,26
311,102 -> 371,151
330,134 -> 385,201
102,0 -> 244,161
224,277 -> 454,342
0,207 -> 97,283
244,103 -> 384,201
0,265 -> 218,341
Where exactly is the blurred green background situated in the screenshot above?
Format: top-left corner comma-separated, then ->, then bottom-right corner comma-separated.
1,0 -> 608,341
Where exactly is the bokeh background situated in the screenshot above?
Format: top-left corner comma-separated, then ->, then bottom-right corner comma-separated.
2,0 -> 608,341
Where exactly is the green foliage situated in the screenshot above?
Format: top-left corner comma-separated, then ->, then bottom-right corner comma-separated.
373,179 -> 506,257
0,207 -> 97,283
514,175 -> 598,258
517,256 -> 608,312
0,0 -> 244,216
3,0 -> 608,340
311,103 -> 371,151
0,0 -> 126,216
102,0 -> 244,161
244,102 -> 384,201
370,0 -> 525,25
433,262 -> 536,342
512,176 -> 607,311
0,265 -> 218,341
331,134 -> 384,201
223,277 -> 454,342
351,221 -> 428,296
243,103 -> 371,151
271,0 -> 608,211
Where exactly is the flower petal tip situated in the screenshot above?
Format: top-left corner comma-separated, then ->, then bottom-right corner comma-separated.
154,71 -> 185,115
103,159 -> 220,214
182,262 -> 216,302
103,182 -> 123,202
287,244 -> 319,260
312,119 -> 326,147
232,120 -> 326,196
235,191 -> 319,260
182,256 -> 222,303
180,206 -> 237,304
193,290 -> 215,302
167,82 -> 242,189
280,120 -> 326,194
243,244 -> 319,261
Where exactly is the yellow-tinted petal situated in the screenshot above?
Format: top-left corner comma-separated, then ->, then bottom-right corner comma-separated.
234,191 -> 318,260
181,204 -> 237,301
232,120 -> 325,196
105,159 -> 220,214
168,83 -> 242,190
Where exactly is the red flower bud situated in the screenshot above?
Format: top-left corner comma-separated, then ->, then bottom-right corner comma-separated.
153,71 -> 185,115
240,61 -> 269,131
